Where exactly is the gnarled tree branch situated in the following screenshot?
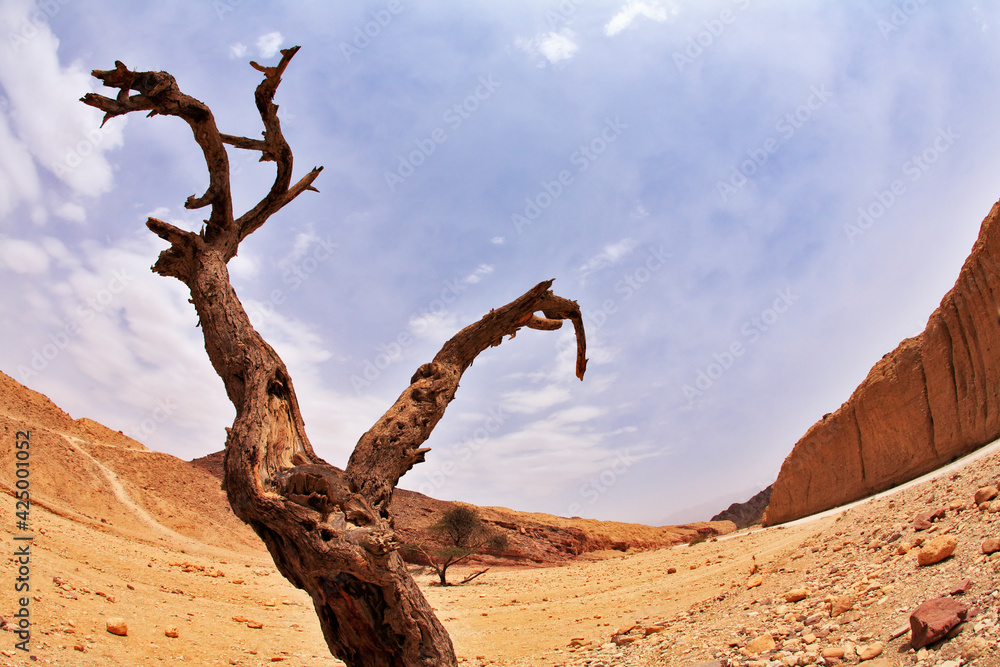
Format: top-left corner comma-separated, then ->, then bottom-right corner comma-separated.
83,47 -> 587,667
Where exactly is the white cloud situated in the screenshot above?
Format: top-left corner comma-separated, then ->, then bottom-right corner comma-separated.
501,384 -> 572,414
579,237 -> 638,276
605,1 -> 676,36
0,238 -> 49,274
539,29 -> 579,65
229,42 -> 248,59
256,32 -> 284,59
0,112 -> 40,219
54,202 -> 86,224
517,29 -> 579,66
228,251 -> 260,281
0,0 -> 124,217
409,309 -> 459,343
463,264 -> 494,285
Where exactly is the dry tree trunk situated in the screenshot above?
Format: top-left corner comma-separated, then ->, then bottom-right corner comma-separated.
82,48 -> 587,667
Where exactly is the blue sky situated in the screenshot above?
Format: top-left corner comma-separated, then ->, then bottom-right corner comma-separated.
2,1 -> 1000,524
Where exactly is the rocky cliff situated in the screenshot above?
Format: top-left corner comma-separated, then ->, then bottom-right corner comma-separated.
763,199 -> 1000,526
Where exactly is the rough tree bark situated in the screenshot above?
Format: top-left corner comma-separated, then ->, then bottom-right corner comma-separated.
82,48 -> 587,666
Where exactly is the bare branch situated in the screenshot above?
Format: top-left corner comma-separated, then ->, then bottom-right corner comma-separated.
82,47 -> 322,268
346,280 -> 588,513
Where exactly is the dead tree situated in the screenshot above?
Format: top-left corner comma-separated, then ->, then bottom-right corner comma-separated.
82,47 -> 587,666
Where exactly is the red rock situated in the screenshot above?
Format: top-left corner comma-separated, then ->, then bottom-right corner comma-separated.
762,200 -> 1000,526
913,508 -> 946,531
910,597 -> 968,649
983,538 -> 1000,554
947,579 -> 972,595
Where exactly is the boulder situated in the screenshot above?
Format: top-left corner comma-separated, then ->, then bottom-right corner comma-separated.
910,597 -> 968,649
763,199 -> 1000,526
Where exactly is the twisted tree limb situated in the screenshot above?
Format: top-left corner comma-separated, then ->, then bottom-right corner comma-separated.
83,47 -> 586,667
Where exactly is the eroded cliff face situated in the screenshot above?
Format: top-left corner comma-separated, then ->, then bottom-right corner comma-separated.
763,199 -> 1000,526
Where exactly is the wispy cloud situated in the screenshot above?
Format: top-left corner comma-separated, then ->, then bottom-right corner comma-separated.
605,1 -> 675,36
0,0 -> 124,221
517,28 -> 579,66
256,32 -> 284,58
579,237 -> 639,277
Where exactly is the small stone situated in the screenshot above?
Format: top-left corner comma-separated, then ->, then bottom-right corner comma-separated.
106,618 -> 128,636
784,588 -> 809,602
747,574 -> 764,589
947,579 -> 971,596
745,634 -> 776,655
982,537 -> 1000,554
962,636 -> 989,660
858,641 -> 884,661
974,486 -> 999,505
910,596 -> 969,649
821,646 -> 845,659
913,508 -> 946,531
165,626 -> 179,638
917,535 -> 958,566
247,620 -> 264,629
831,595 -> 854,617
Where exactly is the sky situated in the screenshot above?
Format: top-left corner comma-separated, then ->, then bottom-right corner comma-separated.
2,1 -> 1000,525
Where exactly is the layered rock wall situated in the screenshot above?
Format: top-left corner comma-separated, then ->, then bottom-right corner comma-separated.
763,199 -> 1000,526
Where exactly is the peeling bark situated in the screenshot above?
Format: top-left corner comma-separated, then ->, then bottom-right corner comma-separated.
83,47 -> 587,666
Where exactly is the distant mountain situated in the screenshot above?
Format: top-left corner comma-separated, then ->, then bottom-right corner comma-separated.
1,370 -> 736,566
711,485 -> 772,529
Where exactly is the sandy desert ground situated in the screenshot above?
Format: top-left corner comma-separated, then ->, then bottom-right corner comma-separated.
3,437 -> 1000,667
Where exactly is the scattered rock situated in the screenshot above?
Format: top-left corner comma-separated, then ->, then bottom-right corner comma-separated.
105,618 -> 128,636
831,595 -> 854,617
917,535 -> 958,566
821,646 -> 845,659
857,641 -> 884,661
961,636 -> 989,660
165,626 -> 179,638
982,537 -> 1000,554
947,579 -> 971,596
974,486 -> 998,505
913,508 -> 947,531
783,588 -> 809,602
909,597 -> 969,649
745,634 -> 775,655
746,575 -> 763,589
